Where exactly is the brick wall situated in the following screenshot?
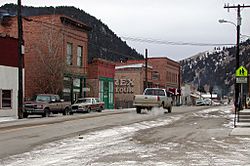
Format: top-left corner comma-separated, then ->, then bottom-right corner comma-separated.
0,36 -> 18,67
0,15 -> 89,98
88,58 -> 115,79
86,79 -> 99,97
116,57 -> 180,89
148,58 -> 180,88
115,67 -> 149,108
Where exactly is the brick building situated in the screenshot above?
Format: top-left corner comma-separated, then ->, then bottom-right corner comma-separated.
0,14 -> 91,102
87,58 -> 115,109
115,57 -> 181,107
0,35 -> 21,116
115,63 -> 153,108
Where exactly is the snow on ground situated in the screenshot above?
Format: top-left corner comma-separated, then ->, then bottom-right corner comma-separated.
194,105 -> 235,128
0,117 -> 17,123
1,105 -> 250,166
0,115 -> 183,166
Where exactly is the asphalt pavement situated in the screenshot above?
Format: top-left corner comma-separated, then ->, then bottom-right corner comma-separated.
1,106 -> 250,136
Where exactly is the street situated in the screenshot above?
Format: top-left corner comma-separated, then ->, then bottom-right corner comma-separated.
1,105 -> 250,165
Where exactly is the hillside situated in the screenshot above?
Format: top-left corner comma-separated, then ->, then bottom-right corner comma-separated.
0,4 -> 143,62
180,39 -> 250,97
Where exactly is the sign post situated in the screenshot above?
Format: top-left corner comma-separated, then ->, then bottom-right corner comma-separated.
235,66 -> 248,125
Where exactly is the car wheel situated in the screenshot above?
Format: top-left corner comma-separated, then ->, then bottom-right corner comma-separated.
136,107 -> 141,114
23,112 -> 28,118
63,107 -> 70,115
43,108 -> 50,117
168,106 -> 172,113
87,107 -> 91,113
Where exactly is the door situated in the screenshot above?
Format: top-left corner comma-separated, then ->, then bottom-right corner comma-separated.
103,81 -> 109,109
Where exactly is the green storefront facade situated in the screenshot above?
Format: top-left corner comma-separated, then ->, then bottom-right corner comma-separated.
87,58 -> 115,110
99,77 -> 114,109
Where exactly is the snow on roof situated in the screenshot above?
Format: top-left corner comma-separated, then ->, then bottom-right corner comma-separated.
115,63 -> 153,70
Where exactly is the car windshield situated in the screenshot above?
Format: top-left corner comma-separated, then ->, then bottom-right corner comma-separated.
36,95 -> 51,102
75,98 -> 92,104
145,89 -> 165,96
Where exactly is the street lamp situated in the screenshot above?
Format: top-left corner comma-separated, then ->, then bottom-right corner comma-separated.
219,17 -> 241,125
218,19 -> 237,27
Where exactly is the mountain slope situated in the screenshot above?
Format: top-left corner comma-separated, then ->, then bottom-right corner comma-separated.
0,4 -> 143,62
180,39 -> 250,96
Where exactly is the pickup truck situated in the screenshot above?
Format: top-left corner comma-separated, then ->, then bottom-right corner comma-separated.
133,88 -> 173,114
23,94 -> 71,118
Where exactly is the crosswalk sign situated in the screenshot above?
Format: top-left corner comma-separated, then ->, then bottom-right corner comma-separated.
236,66 -> 248,77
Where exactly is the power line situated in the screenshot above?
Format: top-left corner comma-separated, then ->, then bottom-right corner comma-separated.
120,36 -> 235,46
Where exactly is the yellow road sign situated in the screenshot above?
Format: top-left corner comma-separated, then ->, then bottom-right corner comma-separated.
236,66 -> 248,77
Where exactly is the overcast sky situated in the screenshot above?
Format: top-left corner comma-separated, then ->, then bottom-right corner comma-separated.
1,0 -> 250,61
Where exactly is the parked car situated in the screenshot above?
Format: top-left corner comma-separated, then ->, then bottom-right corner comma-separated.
133,88 -> 173,114
23,94 -> 71,118
203,98 -> 211,106
195,98 -> 205,106
70,98 -> 104,114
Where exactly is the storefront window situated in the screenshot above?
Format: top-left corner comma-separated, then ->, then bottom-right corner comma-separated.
1,90 -> 12,109
99,80 -> 104,101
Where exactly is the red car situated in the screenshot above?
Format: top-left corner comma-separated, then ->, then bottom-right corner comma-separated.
70,98 -> 105,114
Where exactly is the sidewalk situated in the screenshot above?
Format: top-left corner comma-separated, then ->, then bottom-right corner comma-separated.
0,108 -> 135,130
230,127 -> 250,136
0,116 -> 17,123
230,109 -> 250,136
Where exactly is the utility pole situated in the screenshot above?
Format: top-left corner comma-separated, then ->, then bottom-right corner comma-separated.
145,49 -> 148,89
17,0 -> 24,119
177,64 -> 181,105
224,4 -> 250,126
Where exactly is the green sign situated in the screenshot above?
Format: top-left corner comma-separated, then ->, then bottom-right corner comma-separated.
236,66 -> 248,77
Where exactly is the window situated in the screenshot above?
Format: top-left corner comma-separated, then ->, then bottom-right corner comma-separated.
99,81 -> 104,101
77,46 -> 83,67
66,43 -> 73,65
144,89 -> 165,96
152,71 -> 160,80
1,90 -> 12,109
109,81 -> 114,104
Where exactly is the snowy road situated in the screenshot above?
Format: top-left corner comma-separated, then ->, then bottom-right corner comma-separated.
1,106 -> 250,166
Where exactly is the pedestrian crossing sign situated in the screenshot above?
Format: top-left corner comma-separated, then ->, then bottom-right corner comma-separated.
236,66 -> 248,77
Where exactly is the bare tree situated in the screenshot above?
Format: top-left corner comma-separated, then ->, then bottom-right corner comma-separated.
31,20 -> 67,95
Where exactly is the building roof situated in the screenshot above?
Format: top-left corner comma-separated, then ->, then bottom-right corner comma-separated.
60,16 -> 92,31
148,57 -> 179,64
3,14 -> 92,32
115,63 -> 153,70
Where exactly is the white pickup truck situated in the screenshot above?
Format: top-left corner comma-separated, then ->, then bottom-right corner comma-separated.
133,88 -> 173,114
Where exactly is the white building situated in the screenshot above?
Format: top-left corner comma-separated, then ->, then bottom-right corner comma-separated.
0,36 -> 20,117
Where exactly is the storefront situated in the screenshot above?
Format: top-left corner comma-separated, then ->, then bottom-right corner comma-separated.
87,58 -> 115,109
99,77 -> 114,109
63,74 -> 86,104
115,63 -> 153,108
115,57 -> 180,108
